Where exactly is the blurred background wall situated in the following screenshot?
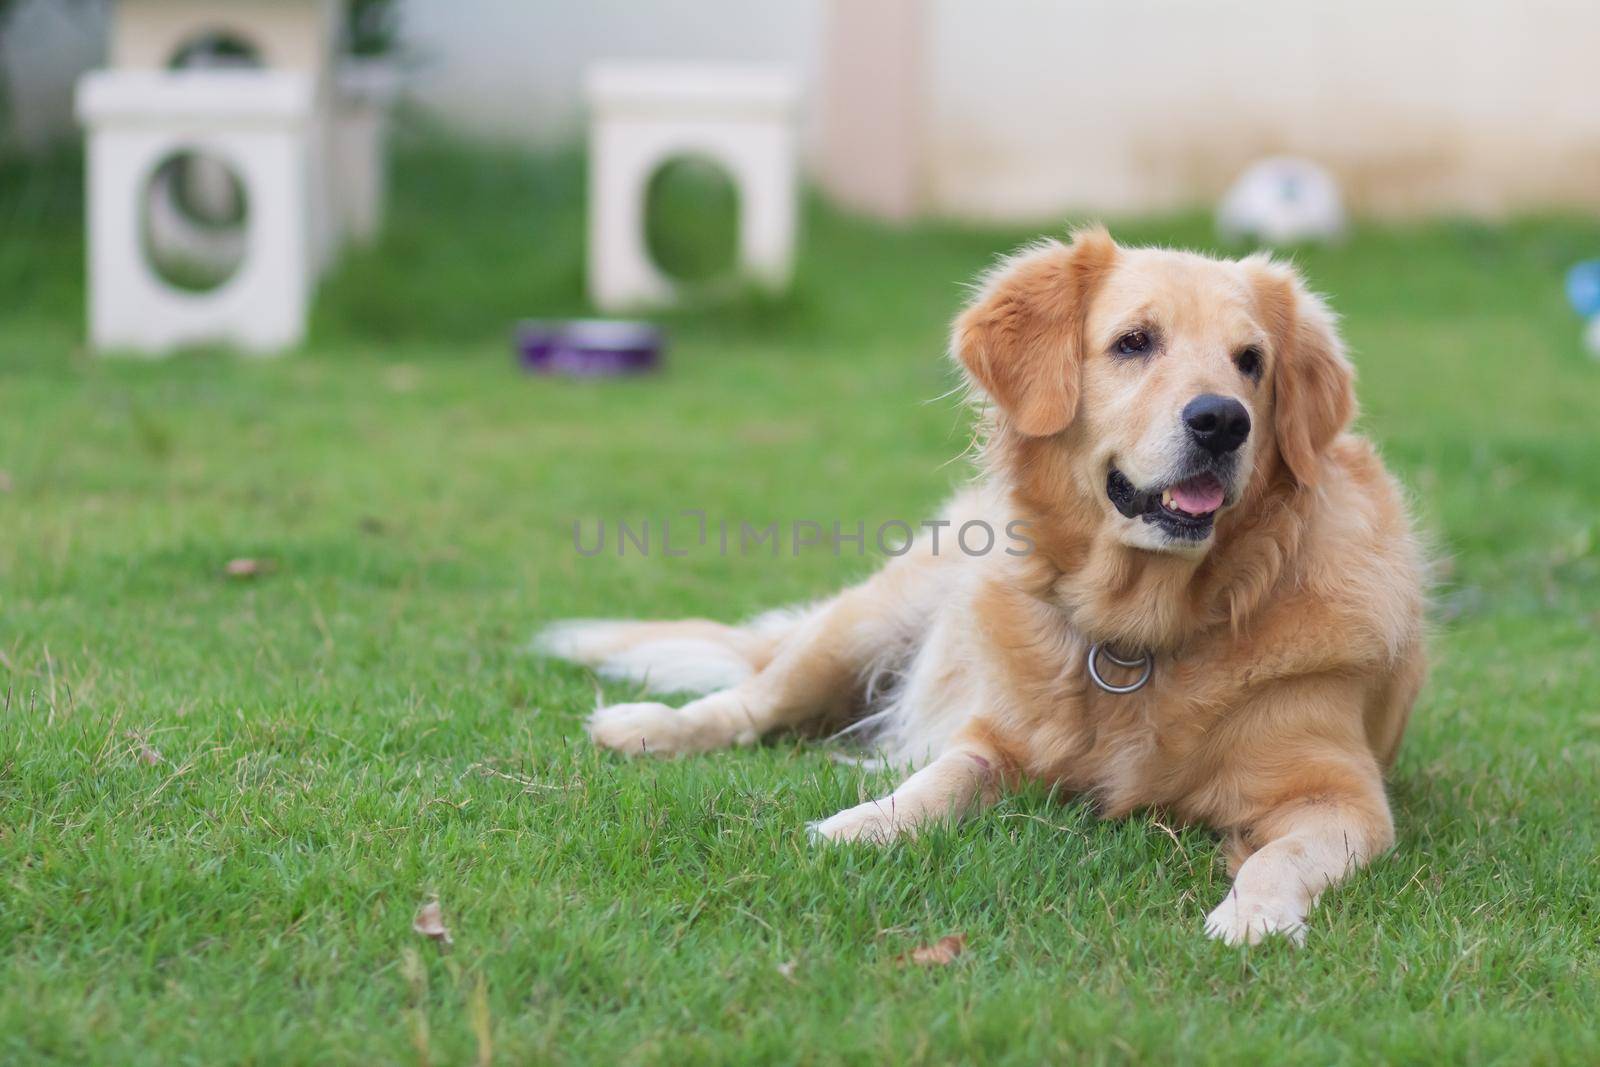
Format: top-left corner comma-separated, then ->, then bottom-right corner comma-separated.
0,0 -> 108,150
5,0 -> 1599,220
400,0 -> 823,148
916,0 -> 1600,220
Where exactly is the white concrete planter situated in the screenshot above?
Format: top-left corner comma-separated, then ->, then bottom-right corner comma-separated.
77,70 -> 318,355
76,0 -> 396,355
585,62 -> 799,312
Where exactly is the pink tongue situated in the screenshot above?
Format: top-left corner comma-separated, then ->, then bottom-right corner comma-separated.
1170,474 -> 1225,515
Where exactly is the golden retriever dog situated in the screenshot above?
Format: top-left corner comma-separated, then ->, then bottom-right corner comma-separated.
538,227 -> 1428,945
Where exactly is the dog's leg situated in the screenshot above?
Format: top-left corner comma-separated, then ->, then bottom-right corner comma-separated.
587,550 -> 948,756
807,742 -> 1001,844
1203,784 -> 1393,946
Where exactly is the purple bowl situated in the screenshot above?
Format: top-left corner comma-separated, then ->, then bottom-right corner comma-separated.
517,320 -> 664,377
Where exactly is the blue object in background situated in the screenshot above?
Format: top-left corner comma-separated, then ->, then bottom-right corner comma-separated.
1566,260 -> 1600,318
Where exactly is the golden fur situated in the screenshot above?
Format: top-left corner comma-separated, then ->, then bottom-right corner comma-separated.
541,229 -> 1428,944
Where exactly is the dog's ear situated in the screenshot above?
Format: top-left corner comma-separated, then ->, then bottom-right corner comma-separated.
1248,258 -> 1356,487
952,226 -> 1119,437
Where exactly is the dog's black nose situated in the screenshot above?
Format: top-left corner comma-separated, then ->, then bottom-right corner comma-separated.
1183,394 -> 1251,455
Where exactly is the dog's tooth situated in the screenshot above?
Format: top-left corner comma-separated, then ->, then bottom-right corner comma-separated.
1162,489 -> 1173,508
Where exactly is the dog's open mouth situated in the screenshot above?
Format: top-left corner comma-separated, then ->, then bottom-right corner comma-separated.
1106,467 -> 1227,541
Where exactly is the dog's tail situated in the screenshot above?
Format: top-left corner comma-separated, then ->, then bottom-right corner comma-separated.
532,605 -> 817,696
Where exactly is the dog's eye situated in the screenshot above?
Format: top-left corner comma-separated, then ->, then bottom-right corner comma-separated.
1115,331 -> 1152,356
1235,346 -> 1264,381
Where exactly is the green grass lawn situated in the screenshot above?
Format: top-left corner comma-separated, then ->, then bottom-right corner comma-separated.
3,142 -> 1599,1065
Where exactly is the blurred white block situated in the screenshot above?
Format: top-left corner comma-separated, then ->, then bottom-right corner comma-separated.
586,62 -> 799,311
110,0 -> 373,276
1217,157 -> 1346,246
111,0 -> 340,75
77,69 -> 317,355
334,59 -> 401,245
1584,316 -> 1600,360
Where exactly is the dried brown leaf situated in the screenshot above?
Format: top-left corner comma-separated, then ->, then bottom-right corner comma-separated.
0,470 -> 12,493
412,899 -> 453,947
897,933 -> 966,967
223,558 -> 269,579
384,364 -> 422,393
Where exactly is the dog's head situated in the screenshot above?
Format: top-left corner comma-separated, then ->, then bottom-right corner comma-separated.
954,227 -> 1354,558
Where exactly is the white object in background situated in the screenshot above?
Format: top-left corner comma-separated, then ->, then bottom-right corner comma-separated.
111,0 -> 349,274
77,70 -> 317,355
1217,157 -> 1347,246
110,0 -> 340,72
1585,316 -> 1600,360
334,59 -> 401,245
585,62 -> 800,311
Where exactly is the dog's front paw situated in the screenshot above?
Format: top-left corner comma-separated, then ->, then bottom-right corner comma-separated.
586,701 -> 692,756
1203,891 -> 1307,946
806,799 -> 907,845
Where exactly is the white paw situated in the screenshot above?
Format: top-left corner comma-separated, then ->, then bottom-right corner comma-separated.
806,799 -> 907,845
1203,891 -> 1308,946
586,701 -> 692,756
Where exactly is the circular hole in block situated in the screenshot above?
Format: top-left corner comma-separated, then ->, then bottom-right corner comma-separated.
140,150 -> 251,294
643,155 -> 740,286
168,31 -> 264,70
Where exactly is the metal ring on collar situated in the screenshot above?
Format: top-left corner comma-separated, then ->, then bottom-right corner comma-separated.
1087,641 -> 1153,694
